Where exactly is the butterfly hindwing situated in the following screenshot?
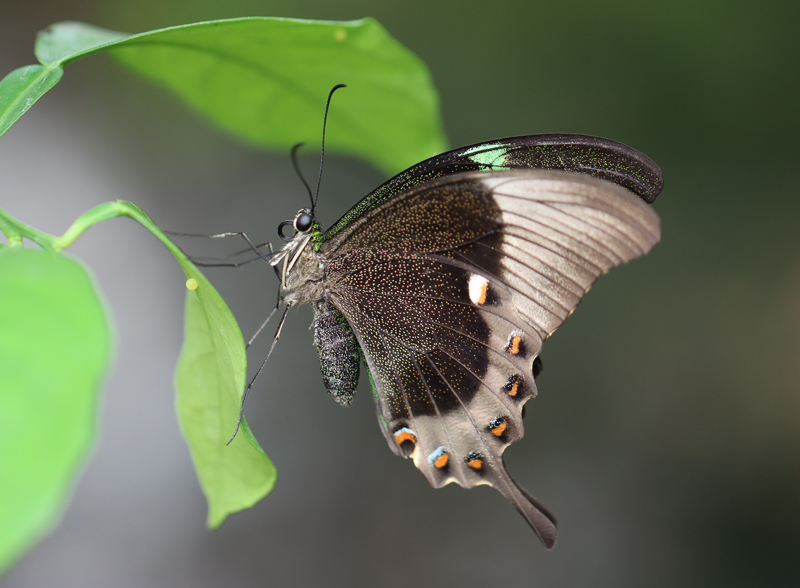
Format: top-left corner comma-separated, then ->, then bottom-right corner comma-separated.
314,167 -> 660,548
326,248 -> 557,544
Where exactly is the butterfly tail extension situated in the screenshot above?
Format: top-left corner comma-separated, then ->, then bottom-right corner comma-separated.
495,462 -> 558,549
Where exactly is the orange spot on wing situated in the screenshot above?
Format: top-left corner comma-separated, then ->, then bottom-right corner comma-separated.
467,458 -> 483,470
434,453 -> 449,468
476,282 -> 487,305
503,374 -> 523,399
508,335 -> 522,355
394,430 -> 416,445
490,421 -> 507,436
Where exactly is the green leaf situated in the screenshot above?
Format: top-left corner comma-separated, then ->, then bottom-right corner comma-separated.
97,202 -> 275,528
0,23 -> 127,139
51,199 -> 277,528
100,17 -> 447,174
0,65 -> 63,138
0,199 -> 276,538
34,21 -> 128,65
174,266 -> 276,528
0,249 -> 111,574
2,18 -> 446,173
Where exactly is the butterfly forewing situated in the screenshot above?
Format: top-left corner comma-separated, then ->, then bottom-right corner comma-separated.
311,167 -> 660,548
321,134 -> 663,246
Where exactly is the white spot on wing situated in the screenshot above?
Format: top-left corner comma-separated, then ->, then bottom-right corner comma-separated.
468,274 -> 490,305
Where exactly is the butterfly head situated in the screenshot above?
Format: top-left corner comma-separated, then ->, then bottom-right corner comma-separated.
277,207 -> 317,241
272,208 -> 324,299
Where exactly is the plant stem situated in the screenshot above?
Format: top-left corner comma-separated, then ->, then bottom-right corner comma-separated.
0,207 -> 58,251
0,201 -> 187,264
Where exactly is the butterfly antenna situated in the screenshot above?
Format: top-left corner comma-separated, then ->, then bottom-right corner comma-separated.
290,142 -> 315,210
227,304 -> 291,445
312,83 -> 347,215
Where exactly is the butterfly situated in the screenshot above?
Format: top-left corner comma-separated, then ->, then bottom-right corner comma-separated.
269,132 -> 662,549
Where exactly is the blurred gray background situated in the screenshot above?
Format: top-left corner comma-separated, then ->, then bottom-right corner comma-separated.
1,1 -> 798,586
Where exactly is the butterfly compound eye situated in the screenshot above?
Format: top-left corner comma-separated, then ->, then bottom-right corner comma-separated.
295,212 -> 313,232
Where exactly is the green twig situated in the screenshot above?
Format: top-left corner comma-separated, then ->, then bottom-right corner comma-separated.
0,201 -> 186,263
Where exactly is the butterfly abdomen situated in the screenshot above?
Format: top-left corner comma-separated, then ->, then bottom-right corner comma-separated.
312,301 -> 360,406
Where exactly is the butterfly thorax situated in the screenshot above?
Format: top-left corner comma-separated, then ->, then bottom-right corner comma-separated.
273,230 -> 328,308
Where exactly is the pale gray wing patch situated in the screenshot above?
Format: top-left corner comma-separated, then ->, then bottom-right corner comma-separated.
491,232 -> 592,298
496,229 -> 604,290
487,171 -> 660,262
480,171 -> 660,337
